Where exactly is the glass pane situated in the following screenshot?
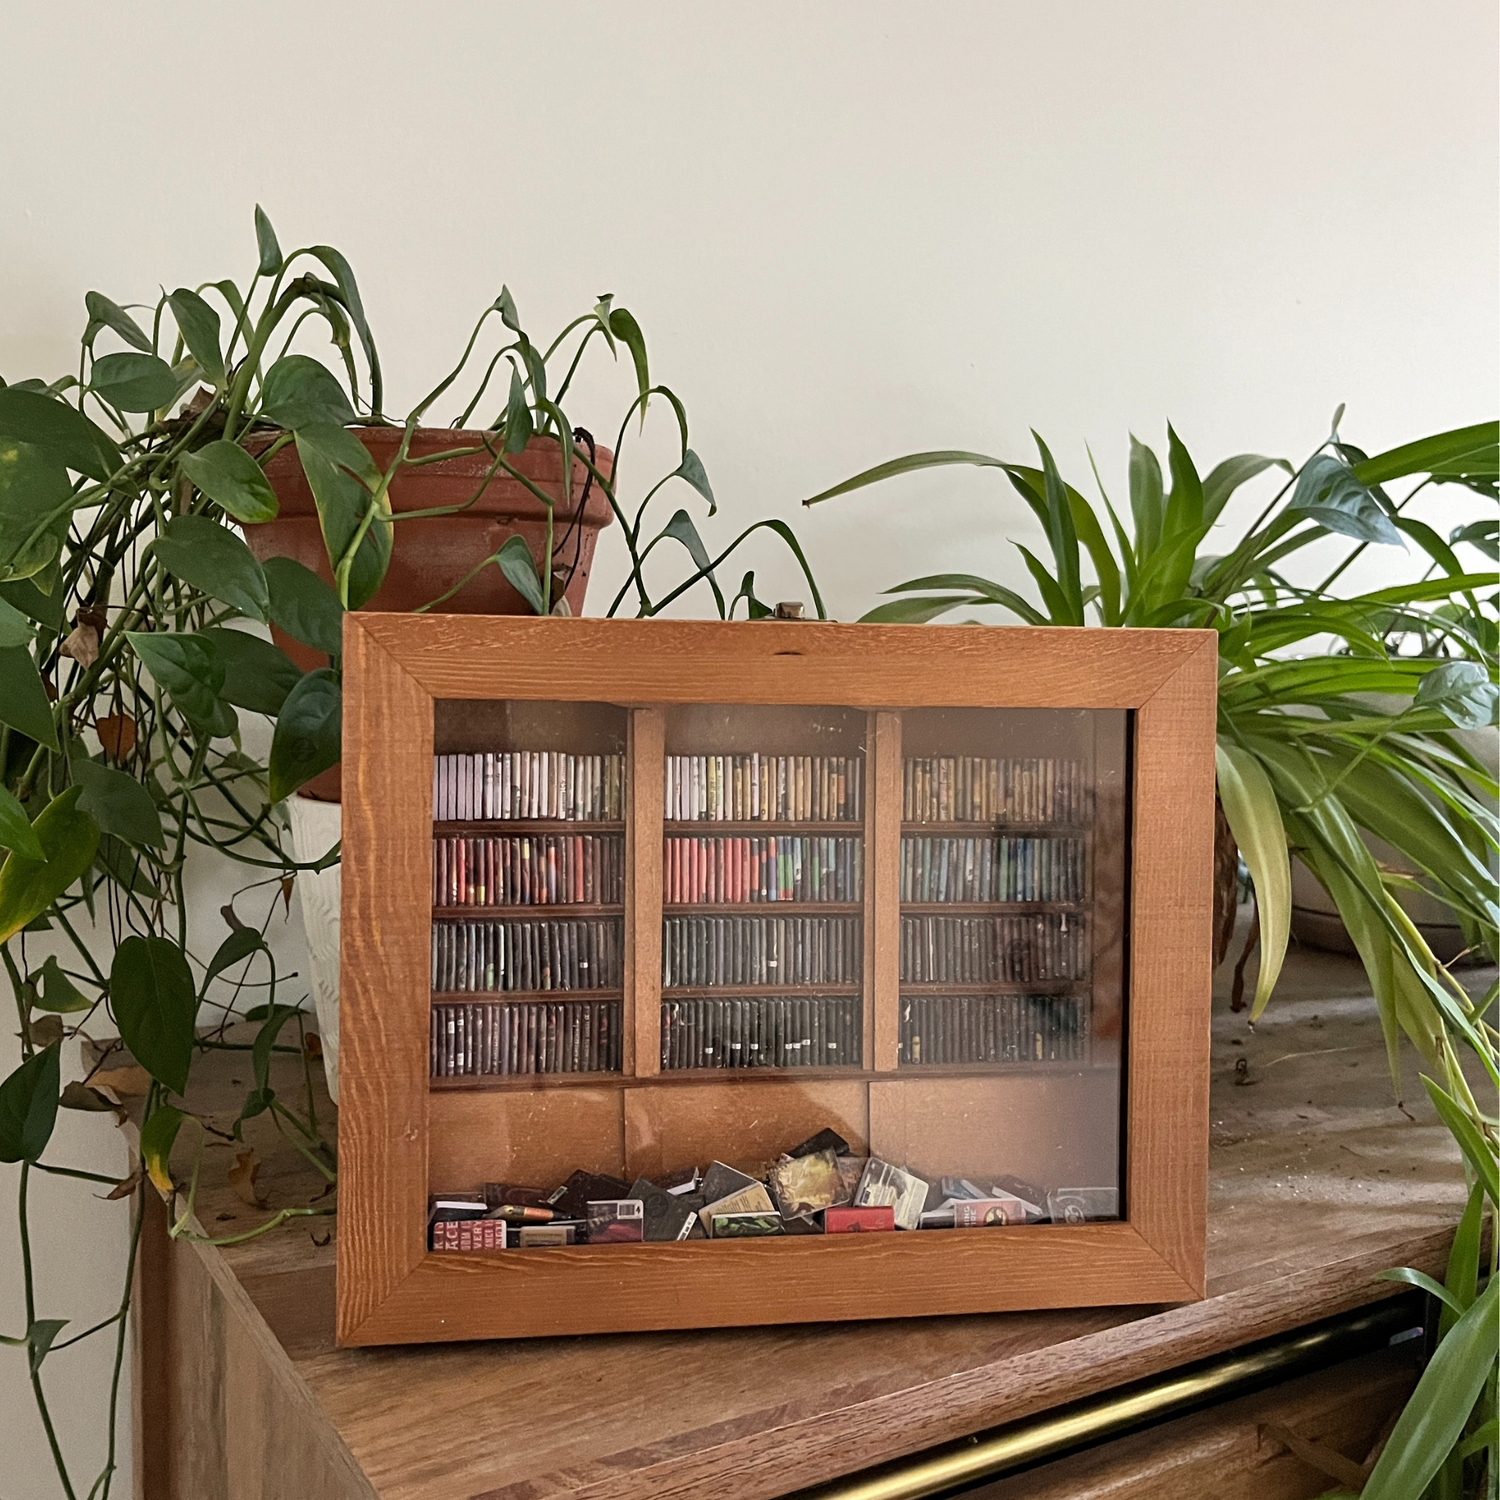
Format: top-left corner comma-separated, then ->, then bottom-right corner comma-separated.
429,700 -> 627,1081
660,704 -> 866,1073
882,707 -> 1127,1224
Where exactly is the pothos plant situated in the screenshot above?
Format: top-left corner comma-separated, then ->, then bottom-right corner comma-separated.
0,207 -> 824,1500
806,414 -> 1499,1499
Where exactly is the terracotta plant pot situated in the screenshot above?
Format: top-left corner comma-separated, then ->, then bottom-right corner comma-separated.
245,428 -> 614,799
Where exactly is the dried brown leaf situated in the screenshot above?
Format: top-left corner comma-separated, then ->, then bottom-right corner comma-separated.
105,1166 -> 144,1201
26,1014 -> 64,1048
280,876 -> 295,915
95,713 -> 138,763
59,1080 -> 120,1114
304,1032 -> 323,1059
60,622 -> 100,669
90,1064 -> 153,1098
228,1149 -> 265,1207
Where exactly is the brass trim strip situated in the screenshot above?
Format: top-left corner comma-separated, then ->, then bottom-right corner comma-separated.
795,1296 -> 1421,1500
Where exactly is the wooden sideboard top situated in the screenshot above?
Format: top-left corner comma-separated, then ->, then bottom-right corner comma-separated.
151,935 -> 1479,1500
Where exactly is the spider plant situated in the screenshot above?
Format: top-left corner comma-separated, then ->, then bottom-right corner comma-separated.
806,413 -> 1498,1498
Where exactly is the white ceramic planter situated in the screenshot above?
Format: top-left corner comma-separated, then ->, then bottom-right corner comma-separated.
286,795 -> 344,1102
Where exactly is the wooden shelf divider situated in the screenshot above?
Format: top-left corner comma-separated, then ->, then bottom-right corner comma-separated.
627,707 -> 664,1078
868,710 -> 902,1071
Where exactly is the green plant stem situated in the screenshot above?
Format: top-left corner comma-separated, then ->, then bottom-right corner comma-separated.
19,1163 -> 78,1500
88,1185 -> 145,1500
32,1164 -> 125,1186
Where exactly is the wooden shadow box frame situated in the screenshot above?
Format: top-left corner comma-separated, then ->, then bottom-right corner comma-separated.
338,614 -> 1218,1346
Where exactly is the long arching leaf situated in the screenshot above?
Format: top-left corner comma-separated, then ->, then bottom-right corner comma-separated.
1214,742 -> 1291,1016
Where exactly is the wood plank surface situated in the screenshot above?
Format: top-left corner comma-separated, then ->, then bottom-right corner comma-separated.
355,615 -> 1209,708
146,928 -> 1486,1500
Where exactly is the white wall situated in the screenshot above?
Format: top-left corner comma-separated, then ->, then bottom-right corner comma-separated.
2,2 -> 1495,1493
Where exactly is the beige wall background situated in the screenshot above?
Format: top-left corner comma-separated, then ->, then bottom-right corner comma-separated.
2,2 -> 1496,1494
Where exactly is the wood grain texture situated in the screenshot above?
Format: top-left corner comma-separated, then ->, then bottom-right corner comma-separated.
139,940 -> 1483,1500
356,615 -> 1210,708
628,707 -> 664,1077
137,1192 -> 375,1500
337,618 -> 434,1342
430,1087 -> 626,1186
869,710 -> 901,1071
970,1345 -> 1419,1500
338,617 -> 1217,1343
1127,637 -> 1218,1295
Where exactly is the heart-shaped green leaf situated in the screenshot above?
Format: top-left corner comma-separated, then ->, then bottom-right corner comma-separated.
495,534 -> 545,615
90,352 -> 178,414
260,355 -> 356,431
268,669 -> 342,802
201,626 -> 303,715
167,288 -> 225,389
262,557 -> 344,658
111,936 -> 197,1096
0,645 -> 58,749
0,1044 -> 60,1163
254,206 -> 283,276
177,441 -> 278,525
0,783 -> 44,861
139,1103 -> 185,1197
127,631 -> 226,728
28,955 -> 91,1014
203,926 -> 267,993
84,291 -> 152,353
0,434 -> 74,586
293,423 -> 390,609
0,786 -> 99,944
0,387 -> 122,481
74,758 -> 165,848
152,514 -> 270,623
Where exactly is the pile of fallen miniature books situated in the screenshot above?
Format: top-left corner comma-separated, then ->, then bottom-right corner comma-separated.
429,1127 -> 1117,1249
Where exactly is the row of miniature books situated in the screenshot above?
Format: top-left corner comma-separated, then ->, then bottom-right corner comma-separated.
900,835 -> 1087,904
900,912 -> 1089,984
433,833 -> 625,909
903,756 -> 1090,825
664,753 -> 864,824
434,751 -> 624,823
662,913 -> 862,987
429,1128 -> 1120,1252
431,916 -> 623,994
660,994 -> 861,1071
431,1000 -> 622,1078
899,992 -> 1087,1066
664,834 -> 863,904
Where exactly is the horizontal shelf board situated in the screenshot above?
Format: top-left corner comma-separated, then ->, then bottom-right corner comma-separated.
898,981 -> 1090,995
662,984 -> 862,998
427,1063 -> 1107,1093
662,902 -> 864,915
432,904 -> 624,919
896,1060 -> 1106,1076
901,822 -> 1093,835
431,989 -> 624,1005
433,820 -> 625,835
430,1072 -> 624,1092
899,901 -> 1089,914
665,820 -> 864,834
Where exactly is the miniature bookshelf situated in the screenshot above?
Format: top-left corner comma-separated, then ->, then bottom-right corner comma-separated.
339,616 -> 1216,1344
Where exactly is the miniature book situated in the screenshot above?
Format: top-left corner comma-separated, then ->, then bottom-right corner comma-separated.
586,1199 -> 645,1242
854,1159 -> 928,1231
767,1148 -> 847,1219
